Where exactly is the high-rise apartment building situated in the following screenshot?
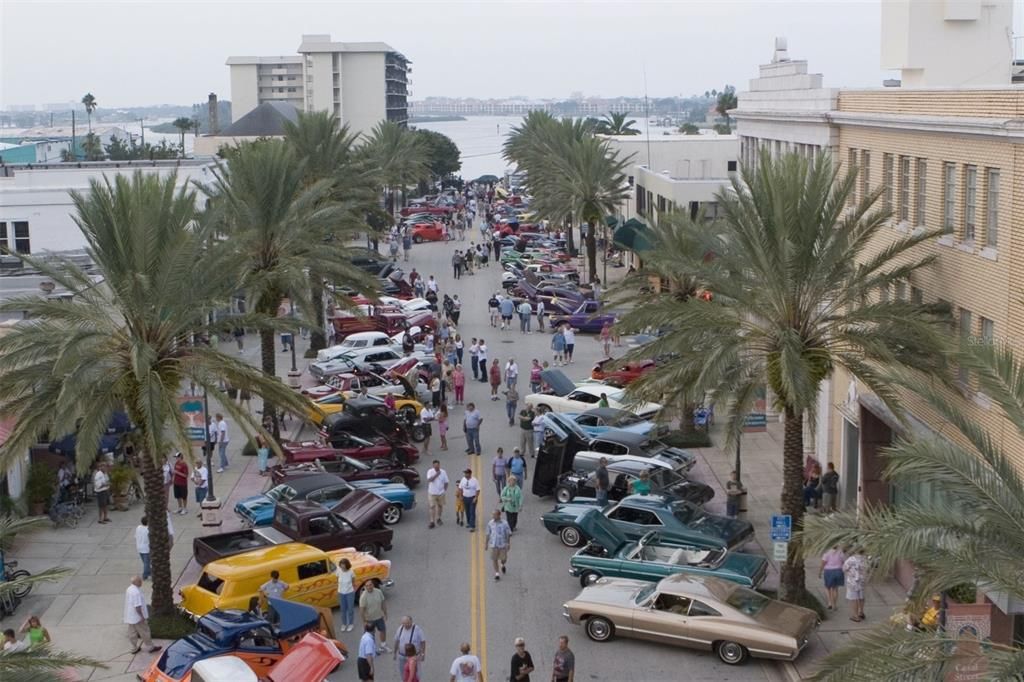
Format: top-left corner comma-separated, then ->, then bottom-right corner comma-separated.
227,35 -> 410,136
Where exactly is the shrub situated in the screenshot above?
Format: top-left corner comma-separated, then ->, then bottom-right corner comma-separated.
26,462 -> 57,505
109,464 -> 136,496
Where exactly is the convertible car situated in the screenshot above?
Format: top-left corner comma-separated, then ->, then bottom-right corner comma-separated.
270,454 -> 420,488
541,494 -> 754,550
568,509 -> 768,588
549,300 -> 618,334
553,459 -> 714,506
143,598 -> 344,682
567,408 -> 667,438
525,370 -> 662,420
562,575 -> 818,665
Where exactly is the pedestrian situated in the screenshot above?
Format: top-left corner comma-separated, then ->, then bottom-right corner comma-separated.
804,463 -> 823,509
725,470 -> 746,518
425,288 -> 438,312
452,251 -> 463,280
393,616 -> 426,679
238,385 -> 252,412
552,635 -> 575,682
529,359 -> 542,393
563,326 -> 576,363
438,405 -> 450,451
260,570 -> 289,606
402,643 -> 420,682
430,374 -> 442,408
193,459 -> 208,517
19,615 -> 50,645
458,468 -> 480,532
454,481 -> 465,526
505,358 -> 519,389
477,340 -> 489,383
499,296 -> 515,331
503,382 -> 520,425
408,267 -> 420,289
420,405 -> 435,456
358,622 -> 377,681
469,338 -> 480,381
232,326 -> 245,353
215,412 -> 230,472
550,328 -> 566,366
336,558 -> 356,631
536,300 -> 546,332
501,475 -> 523,532
819,544 -> 846,612
452,364 -> 466,404
594,458 -> 610,507
451,294 -> 462,325
509,447 -> 528,489
124,576 -> 162,655
597,393 -> 609,408
449,642 -> 483,682
489,358 -> 501,399
488,293 -> 500,327
464,247 -> 474,274
454,335 -> 464,365
510,637 -> 535,682
600,322 -> 612,357
486,509 -> 512,581
359,580 -> 389,653
389,235 -> 399,261
492,448 -> 508,497
402,231 -> 412,261
518,407 -> 536,458
426,275 -> 439,295
135,517 -> 151,580
821,462 -> 840,512
172,452 -> 189,514
464,403 -> 483,455
843,547 -> 868,622
93,461 -> 111,524
532,410 -> 546,457
427,460 -> 449,528
3,628 -> 26,652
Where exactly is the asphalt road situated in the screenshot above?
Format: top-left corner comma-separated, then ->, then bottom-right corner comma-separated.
320,228 -> 784,682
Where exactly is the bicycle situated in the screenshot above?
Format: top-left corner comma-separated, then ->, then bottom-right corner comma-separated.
3,559 -> 32,600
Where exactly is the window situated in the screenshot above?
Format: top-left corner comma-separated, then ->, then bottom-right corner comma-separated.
911,286 -> 923,305
879,284 -> 889,303
606,506 -> 661,526
883,153 -> 893,212
963,166 -> 977,242
0,222 -> 6,249
958,308 -> 973,384
860,151 -> 871,201
847,149 -> 858,206
980,317 -> 994,348
895,281 -> 906,302
915,159 -> 927,226
12,221 -> 29,254
898,156 -> 911,222
636,185 -> 646,216
657,195 -> 667,213
986,169 -> 1000,248
197,572 -> 225,595
727,160 -> 737,172
654,594 -> 691,614
943,163 -> 957,234
297,559 -> 329,580
688,600 -> 721,617
591,440 -> 627,456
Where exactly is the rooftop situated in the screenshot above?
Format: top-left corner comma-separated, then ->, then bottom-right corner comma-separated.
225,55 -> 303,66
1,124 -> 128,139
217,101 -> 299,137
296,34 -> 406,61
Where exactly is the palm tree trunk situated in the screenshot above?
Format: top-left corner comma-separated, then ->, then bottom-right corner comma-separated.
138,447 -> 174,616
309,277 -> 327,354
258,298 -> 281,441
586,221 -> 598,282
779,405 -> 807,603
564,219 -> 576,256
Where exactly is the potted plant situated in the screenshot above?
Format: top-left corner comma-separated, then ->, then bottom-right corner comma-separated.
109,464 -> 135,511
26,462 -> 57,516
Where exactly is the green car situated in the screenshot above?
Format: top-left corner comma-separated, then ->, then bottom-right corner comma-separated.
568,509 -> 769,589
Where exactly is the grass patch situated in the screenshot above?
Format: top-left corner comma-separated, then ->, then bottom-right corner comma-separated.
150,611 -> 196,640
760,588 -> 828,620
662,429 -> 713,448
303,348 -> 317,359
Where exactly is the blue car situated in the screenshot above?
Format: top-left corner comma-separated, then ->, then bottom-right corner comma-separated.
234,472 -> 414,527
566,408 -> 667,439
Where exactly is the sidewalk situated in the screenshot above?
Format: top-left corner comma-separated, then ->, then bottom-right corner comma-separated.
693,420 -> 908,680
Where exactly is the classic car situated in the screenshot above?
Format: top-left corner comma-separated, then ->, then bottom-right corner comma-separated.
319,397 -> 427,446
562,574 -> 818,665
180,543 -> 391,618
541,494 -> 754,550
568,509 -> 768,588
309,347 -> 411,380
306,387 -> 424,426
234,472 -> 414,527
567,408 -> 666,438
525,370 -> 662,420
554,459 -> 714,506
271,453 -> 420,488
144,599 -> 344,682
399,204 -> 451,217
260,631 -> 345,682
411,222 -> 448,242
549,300 -> 618,334
590,359 -> 658,387
283,434 -> 418,468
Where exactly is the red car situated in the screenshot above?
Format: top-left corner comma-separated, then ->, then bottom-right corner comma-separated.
411,222 -> 448,243
282,437 -> 419,465
590,358 -> 657,387
400,205 -> 450,217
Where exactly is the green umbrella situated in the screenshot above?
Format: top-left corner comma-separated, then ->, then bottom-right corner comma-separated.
612,218 -> 654,252
475,174 -> 500,184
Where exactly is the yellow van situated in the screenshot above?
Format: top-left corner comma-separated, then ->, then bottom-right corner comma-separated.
178,543 -> 392,618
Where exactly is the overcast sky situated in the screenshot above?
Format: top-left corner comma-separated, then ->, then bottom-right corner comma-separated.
0,0 -> 955,108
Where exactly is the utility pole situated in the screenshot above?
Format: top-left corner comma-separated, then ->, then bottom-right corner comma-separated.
139,118 -> 145,147
71,110 -> 77,161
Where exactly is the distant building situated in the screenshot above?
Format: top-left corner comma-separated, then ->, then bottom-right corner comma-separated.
192,101 -> 300,155
0,124 -> 130,162
226,34 -> 410,136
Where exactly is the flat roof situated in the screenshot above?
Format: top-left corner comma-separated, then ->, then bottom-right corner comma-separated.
226,55 -> 302,65
297,38 -> 400,55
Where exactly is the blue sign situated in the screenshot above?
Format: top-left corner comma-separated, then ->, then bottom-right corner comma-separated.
770,514 -> 792,542
178,396 -> 206,442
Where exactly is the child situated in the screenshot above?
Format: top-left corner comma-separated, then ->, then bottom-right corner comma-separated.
455,484 -> 465,526
438,404 -> 449,451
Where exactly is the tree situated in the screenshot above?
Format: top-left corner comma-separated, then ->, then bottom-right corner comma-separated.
716,85 -> 738,131
413,128 -> 461,181
0,171 -> 306,618
596,111 -> 641,136
81,132 -> 104,161
712,123 -> 732,135
104,137 -> 135,160
81,93 -> 97,133
362,121 -> 429,219
613,151 -> 950,603
803,341 -> 1024,680
171,117 -> 193,156
679,123 -> 701,135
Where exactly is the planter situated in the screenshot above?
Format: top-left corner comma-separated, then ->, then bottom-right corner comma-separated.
30,501 -> 46,516
113,494 -> 129,511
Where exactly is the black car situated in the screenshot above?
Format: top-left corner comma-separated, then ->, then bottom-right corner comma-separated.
554,460 -> 714,506
319,398 -> 426,451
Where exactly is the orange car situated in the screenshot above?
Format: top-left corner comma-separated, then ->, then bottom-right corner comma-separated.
411,222 -> 448,243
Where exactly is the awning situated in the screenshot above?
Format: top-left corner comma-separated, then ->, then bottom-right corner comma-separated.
613,218 -> 654,252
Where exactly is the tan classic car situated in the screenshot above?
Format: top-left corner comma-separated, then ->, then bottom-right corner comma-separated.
561,574 -> 818,665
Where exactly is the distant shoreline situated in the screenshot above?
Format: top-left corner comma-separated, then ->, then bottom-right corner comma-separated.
409,115 -> 468,123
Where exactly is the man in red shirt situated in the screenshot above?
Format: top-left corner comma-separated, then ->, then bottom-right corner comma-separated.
171,452 -> 190,515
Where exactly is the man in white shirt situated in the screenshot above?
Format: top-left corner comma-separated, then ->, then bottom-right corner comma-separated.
93,462 -> 111,524
215,413 -> 230,472
449,642 -> 483,682
563,327 -> 577,364
458,468 -> 480,532
135,517 -> 151,580
426,460 -> 449,529
124,576 -> 161,654
193,461 -> 209,517
504,359 -> 519,389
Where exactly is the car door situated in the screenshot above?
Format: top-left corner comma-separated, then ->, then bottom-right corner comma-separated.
606,504 -> 664,540
631,592 -> 693,646
681,600 -> 722,649
291,557 -> 336,606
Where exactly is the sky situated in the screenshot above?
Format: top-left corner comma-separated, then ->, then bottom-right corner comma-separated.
0,0 -> 990,109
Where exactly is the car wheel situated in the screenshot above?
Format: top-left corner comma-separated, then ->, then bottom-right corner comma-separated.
554,485 -> 575,504
357,542 -> 380,558
410,424 -> 427,443
389,474 -> 406,484
585,616 -> 614,642
559,525 -> 583,547
413,235 -> 422,244
716,640 -> 749,665
399,405 -> 417,422
382,504 -> 403,525
579,570 -> 602,588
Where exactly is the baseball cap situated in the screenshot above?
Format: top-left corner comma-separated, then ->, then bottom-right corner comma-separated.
174,452 -> 183,458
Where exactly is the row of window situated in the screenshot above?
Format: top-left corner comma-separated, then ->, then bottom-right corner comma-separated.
849,149 -> 1001,250
740,137 -> 822,169
0,221 -> 31,254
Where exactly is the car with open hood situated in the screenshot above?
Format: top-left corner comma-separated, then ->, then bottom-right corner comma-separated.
566,408 -> 667,438
562,574 -> 818,665
541,494 -> 754,550
553,459 -> 713,506
568,509 -> 768,589
525,370 -> 662,420
271,453 -> 420,488
590,359 -> 658,387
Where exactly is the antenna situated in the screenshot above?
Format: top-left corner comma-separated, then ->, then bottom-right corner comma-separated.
643,64 -> 652,168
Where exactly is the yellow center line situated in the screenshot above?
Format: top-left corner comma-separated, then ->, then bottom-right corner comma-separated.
477,479 -> 488,679
466,453 -> 488,679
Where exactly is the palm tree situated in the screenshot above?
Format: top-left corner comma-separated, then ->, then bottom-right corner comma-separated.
81,132 -> 104,161
81,93 -> 97,133
362,120 -> 429,220
613,151 -> 950,602
198,140 -> 371,432
283,111 -> 379,354
597,111 -> 641,136
716,86 -> 738,131
0,172 -> 306,617
802,341 -> 1024,680
172,117 -> 193,156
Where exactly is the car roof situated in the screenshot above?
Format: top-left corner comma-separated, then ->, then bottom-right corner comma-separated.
344,331 -> 389,342
616,493 -> 675,508
604,460 -> 664,475
204,542 -> 328,578
275,473 -> 348,494
656,573 -> 735,601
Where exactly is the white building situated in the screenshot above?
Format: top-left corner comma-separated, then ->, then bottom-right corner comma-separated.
227,35 -> 410,136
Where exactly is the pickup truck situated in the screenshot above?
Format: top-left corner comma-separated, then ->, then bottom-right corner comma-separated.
330,308 -> 435,341
195,497 -> 393,565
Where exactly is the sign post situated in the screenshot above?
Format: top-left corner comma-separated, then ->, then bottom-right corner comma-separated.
770,514 -> 792,564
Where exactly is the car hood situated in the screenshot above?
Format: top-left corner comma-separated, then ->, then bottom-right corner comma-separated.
685,513 -> 754,546
574,508 -> 629,554
157,634 -> 222,678
545,501 -> 607,522
331,489 -> 389,528
539,369 -> 576,397
349,480 -> 410,496
572,577 -> 651,608
718,552 -> 770,582
235,494 -> 275,519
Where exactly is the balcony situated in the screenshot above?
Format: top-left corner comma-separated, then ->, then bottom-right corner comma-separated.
1014,36 -> 1024,83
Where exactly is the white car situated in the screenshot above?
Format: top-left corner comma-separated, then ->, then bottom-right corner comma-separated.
525,369 -> 662,419
317,332 -> 395,361
309,347 -> 411,380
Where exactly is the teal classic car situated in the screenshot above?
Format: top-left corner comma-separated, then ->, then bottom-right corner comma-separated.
568,509 -> 769,588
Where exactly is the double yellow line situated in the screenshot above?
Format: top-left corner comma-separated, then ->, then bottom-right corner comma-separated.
468,454 -> 489,679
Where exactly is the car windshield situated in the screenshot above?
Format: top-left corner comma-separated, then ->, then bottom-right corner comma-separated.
648,468 -> 682,488
197,572 -> 224,595
671,501 -> 704,524
266,485 -> 297,502
605,389 -> 626,403
725,586 -> 771,616
344,456 -> 370,471
634,583 -> 657,606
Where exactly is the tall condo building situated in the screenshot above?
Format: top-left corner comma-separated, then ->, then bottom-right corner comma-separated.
226,34 -> 410,136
